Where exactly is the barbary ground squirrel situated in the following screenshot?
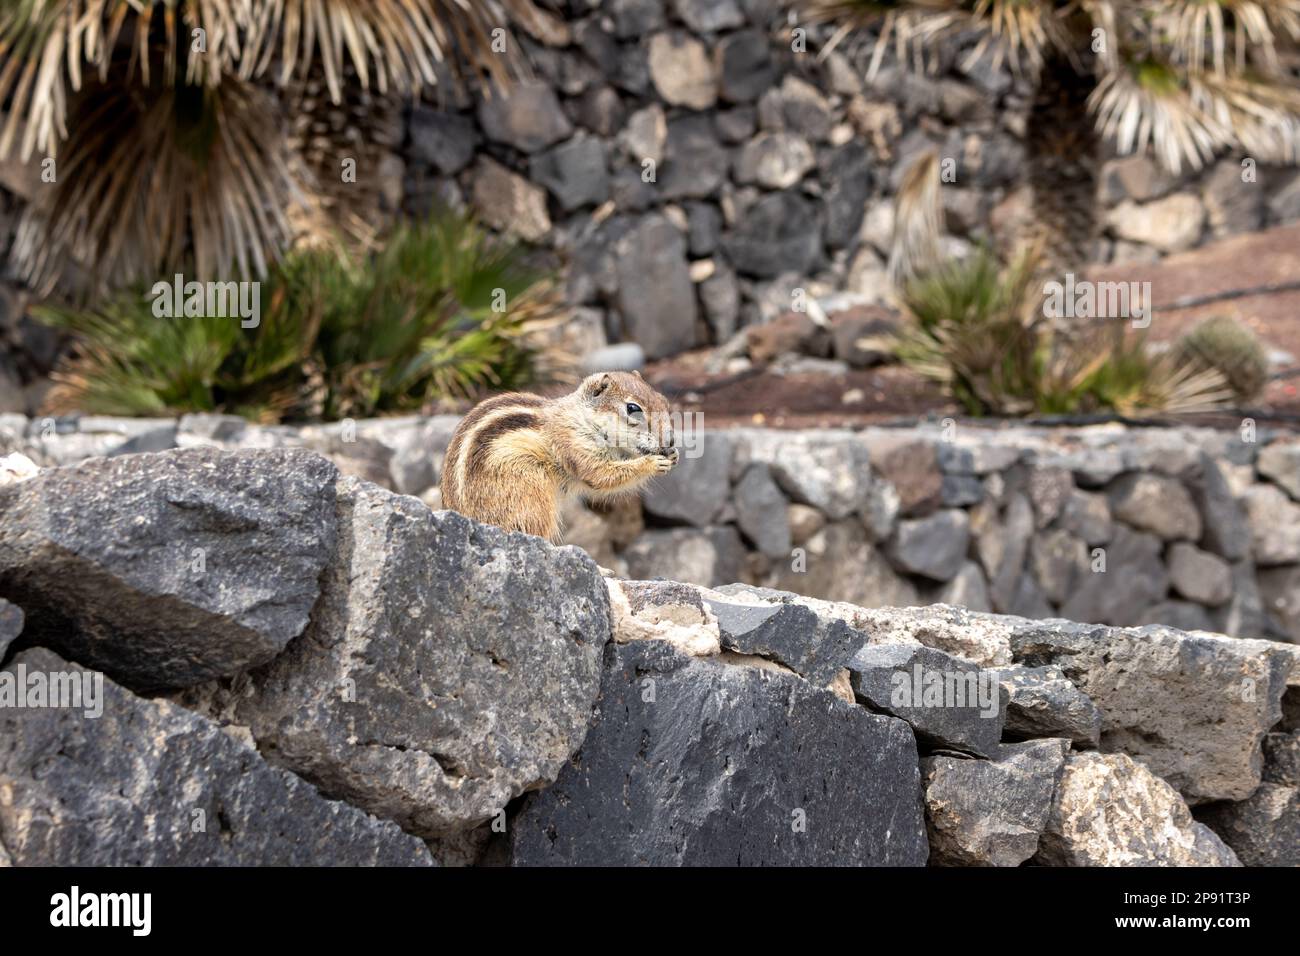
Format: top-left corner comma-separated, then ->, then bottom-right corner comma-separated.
441,371 -> 679,542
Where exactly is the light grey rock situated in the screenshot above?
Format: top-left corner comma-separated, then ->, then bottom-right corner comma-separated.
922,739 -> 1069,866
1168,541 -> 1233,606
221,479 -> 610,836
1027,466 -> 1074,529
477,82 -> 572,152
937,561 -> 991,613
1036,752 -> 1239,866
982,493 -> 1035,613
1006,618 -> 1291,803
1212,558 -> 1270,640
1259,440 -> 1300,501
647,31 -> 716,109
888,509 -> 971,582
1057,489 -> 1113,546
1030,528 -> 1087,605
1260,565 -> 1300,642
1242,483 -> 1300,565
861,478 -> 901,543
1108,472 -> 1202,541
734,132 -> 814,189
620,104 -> 666,164
1009,574 -> 1054,619
0,447 -> 338,691
469,158 -> 551,241
0,649 -> 432,866
768,438 -> 870,520
623,526 -> 744,587
848,643 -> 1006,757
765,521 -> 919,610
1138,600 -> 1216,633
509,640 -> 929,865
388,416 -> 459,496
990,664 -> 1102,746
673,0 -> 744,32
732,463 -> 791,560
408,108 -> 479,174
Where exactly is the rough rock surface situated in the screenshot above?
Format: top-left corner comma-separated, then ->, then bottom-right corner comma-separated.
509,640 -> 929,866
0,597 -> 21,660
215,478 -> 611,836
0,649 -> 432,866
1035,752 -> 1240,866
991,664 -> 1103,747
1007,619 -> 1290,803
922,739 -> 1069,867
0,447 -> 338,691
848,643 -> 1005,757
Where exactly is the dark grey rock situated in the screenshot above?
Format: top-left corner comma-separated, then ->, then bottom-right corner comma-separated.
615,214 -> 699,359
1059,524 -> 1169,627
1259,564 -> 1300,642
408,108 -> 479,174
221,479 -> 610,836
642,433 -> 733,526
715,29 -> 775,103
610,0 -> 666,39
732,463 -> 791,560
848,643 -> 1005,757
509,640 -> 928,865
723,190 -> 822,278
830,309 -> 897,368
702,591 -> 863,684
1057,489 -> 1114,546
0,447 -> 338,692
529,135 -> 609,210
986,493 -> 1034,612
0,648 -> 432,866
1108,471 -> 1202,541
674,0 -> 744,32
715,105 -> 757,142
1199,783 -> 1299,866
1138,600 -> 1216,633
571,85 -> 626,136
990,664 -> 1102,746
685,201 -> 722,255
820,144 -> 873,249
888,509 -> 971,582
659,114 -> 730,200
477,83 -> 573,153
1029,528 -> 1087,605
941,474 -> 984,508
701,265 -> 741,341
1190,455 -> 1250,559
0,597 -> 20,661
922,739 -> 1069,866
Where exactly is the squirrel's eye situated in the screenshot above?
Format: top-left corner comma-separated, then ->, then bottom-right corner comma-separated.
626,402 -> 642,416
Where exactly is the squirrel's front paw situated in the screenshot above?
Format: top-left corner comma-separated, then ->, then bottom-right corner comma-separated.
651,448 -> 679,473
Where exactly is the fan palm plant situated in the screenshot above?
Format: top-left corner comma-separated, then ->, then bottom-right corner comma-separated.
0,0 -> 544,296
804,1 -> 1300,274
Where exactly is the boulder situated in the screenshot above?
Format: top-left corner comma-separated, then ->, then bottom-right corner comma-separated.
1007,619 -> 1291,803
1242,483 -> 1300,565
990,664 -> 1102,746
766,437 -> 870,520
0,649 -> 432,866
1107,472 -> 1201,541
732,463 -> 792,560
622,526 -> 745,587
922,739 -> 1069,867
0,448 -> 338,691
615,214 -> 699,359
477,82 -> 572,152
1189,454 -> 1250,560
216,479 -> 610,836
1035,752 -> 1239,866
1167,541 -> 1233,606
642,434 -> 732,526
509,640 -> 929,865
848,643 -> 1005,757
722,190 -> 823,278
888,509 -> 971,582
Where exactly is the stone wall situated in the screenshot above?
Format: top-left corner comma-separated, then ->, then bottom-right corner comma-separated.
7,412 -> 1297,644
2,443 -> 1297,865
5,0 -> 1300,408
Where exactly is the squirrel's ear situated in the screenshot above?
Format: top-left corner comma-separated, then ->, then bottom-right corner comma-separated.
586,373 -> 612,399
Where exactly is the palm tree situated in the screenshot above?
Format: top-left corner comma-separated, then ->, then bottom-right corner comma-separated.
0,0 -> 546,297
804,1 -> 1300,275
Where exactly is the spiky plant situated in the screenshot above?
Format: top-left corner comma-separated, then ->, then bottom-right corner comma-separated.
0,0 -> 542,294
1173,314 -> 1271,401
805,0 -> 1300,275
888,243 -> 1234,416
35,211 -> 562,420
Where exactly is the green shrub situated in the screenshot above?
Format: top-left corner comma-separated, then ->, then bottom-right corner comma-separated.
1172,315 -> 1270,403
36,212 -> 560,421
890,247 -> 1233,417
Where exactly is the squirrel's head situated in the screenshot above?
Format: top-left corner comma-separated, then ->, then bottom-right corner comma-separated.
577,371 -> 675,457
